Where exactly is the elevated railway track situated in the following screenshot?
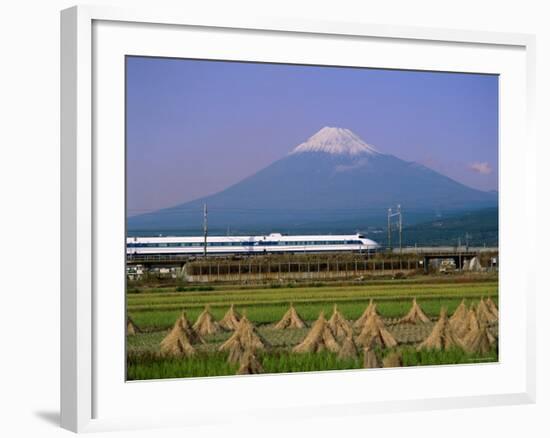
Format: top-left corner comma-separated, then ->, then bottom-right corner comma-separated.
126,246 -> 498,281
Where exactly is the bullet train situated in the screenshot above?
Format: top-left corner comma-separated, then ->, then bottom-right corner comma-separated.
126,233 -> 379,256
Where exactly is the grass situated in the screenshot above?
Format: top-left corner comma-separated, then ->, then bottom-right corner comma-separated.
127,351 -> 238,379
130,297 -> 495,331
127,280 -> 497,330
400,346 -> 498,366
126,350 -> 366,380
126,346 -> 498,381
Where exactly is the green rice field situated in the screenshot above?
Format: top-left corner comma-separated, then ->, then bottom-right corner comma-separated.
127,276 -> 499,380
127,279 -> 498,329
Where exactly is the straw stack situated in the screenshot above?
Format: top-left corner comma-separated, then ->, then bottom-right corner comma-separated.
417,307 -> 463,351
219,304 -> 241,331
356,310 -> 397,349
454,306 -> 479,339
293,311 -> 340,353
353,299 -> 375,329
338,334 -> 359,360
462,322 -> 496,355
219,315 -> 269,363
236,349 -> 264,375
126,316 -> 140,336
160,311 -> 203,356
382,351 -> 403,368
485,297 -> 499,321
449,299 -> 468,330
476,298 -> 498,325
399,298 -> 430,324
328,305 -> 353,339
193,305 -> 222,335
363,338 -> 381,368
274,303 -> 306,329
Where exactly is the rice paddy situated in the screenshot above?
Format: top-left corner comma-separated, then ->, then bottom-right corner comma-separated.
127,276 -> 498,380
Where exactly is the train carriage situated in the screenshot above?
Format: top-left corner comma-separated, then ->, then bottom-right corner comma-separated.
127,232 -> 379,256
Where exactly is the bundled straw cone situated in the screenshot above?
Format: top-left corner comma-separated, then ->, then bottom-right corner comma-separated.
382,351 -> 403,368
399,298 -> 430,324
172,333 -> 196,357
476,298 -> 498,325
275,303 -> 306,329
417,307 -> 463,351
161,311 -> 203,346
293,311 -> 340,353
219,315 -> 269,363
219,304 -> 241,331
356,307 -> 397,349
227,342 -> 245,364
485,297 -> 499,320
449,299 -> 468,329
160,312 -> 202,356
462,322 -> 496,355
193,305 -> 222,335
328,304 -> 353,339
454,306 -> 479,339
127,316 -> 140,336
353,299 -> 375,329
338,334 -> 359,360
363,340 -> 381,368
237,349 -> 264,375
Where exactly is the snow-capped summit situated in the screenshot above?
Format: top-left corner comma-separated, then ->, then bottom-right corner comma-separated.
290,127 -> 380,156
129,124 -> 497,233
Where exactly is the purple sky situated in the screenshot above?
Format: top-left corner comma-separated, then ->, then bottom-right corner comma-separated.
126,57 -> 498,216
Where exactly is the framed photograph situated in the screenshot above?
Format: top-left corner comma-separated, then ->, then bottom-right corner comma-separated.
61,5 -> 536,433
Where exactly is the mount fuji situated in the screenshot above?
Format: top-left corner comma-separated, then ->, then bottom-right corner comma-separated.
128,127 -> 497,234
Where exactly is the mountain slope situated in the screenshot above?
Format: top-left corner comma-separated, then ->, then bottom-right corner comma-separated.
401,207 -> 498,246
128,127 -> 497,234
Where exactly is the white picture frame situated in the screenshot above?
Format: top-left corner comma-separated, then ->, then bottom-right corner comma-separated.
60,4 -> 536,433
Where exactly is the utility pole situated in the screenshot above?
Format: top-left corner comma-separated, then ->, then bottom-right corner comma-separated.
387,205 -> 403,254
458,237 -> 462,270
203,203 -> 208,257
398,204 -> 402,255
387,208 -> 392,251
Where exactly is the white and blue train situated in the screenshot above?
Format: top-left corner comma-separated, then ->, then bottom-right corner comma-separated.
127,233 -> 379,256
